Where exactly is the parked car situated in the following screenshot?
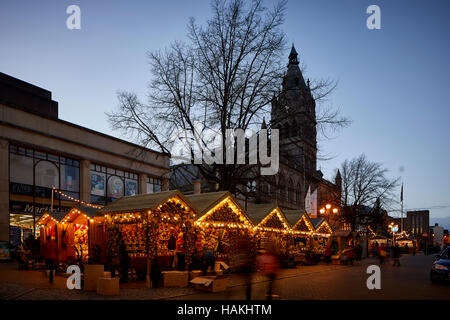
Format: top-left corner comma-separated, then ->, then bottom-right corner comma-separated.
430,247 -> 450,283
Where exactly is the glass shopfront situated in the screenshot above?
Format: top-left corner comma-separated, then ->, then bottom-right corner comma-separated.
9,145 -> 80,237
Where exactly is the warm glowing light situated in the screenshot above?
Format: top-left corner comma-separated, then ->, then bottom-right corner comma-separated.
325,204 -> 331,210
320,208 -> 325,214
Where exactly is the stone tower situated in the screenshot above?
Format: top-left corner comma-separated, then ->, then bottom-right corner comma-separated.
271,45 -> 318,174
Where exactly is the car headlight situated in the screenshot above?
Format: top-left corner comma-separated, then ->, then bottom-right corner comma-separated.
434,264 -> 449,271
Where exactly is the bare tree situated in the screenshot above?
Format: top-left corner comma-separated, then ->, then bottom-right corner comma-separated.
339,154 -> 399,231
108,0 -> 349,197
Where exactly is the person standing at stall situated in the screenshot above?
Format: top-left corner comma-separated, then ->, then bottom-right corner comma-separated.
175,232 -> 186,271
43,236 -> 58,284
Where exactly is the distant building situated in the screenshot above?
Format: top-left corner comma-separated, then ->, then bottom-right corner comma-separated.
405,210 -> 430,238
431,223 -> 444,248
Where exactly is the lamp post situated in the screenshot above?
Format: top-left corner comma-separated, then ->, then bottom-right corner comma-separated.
389,222 -> 399,245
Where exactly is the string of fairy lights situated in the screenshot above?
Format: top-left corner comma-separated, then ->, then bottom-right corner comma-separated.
52,186 -> 103,209
42,192 -> 333,237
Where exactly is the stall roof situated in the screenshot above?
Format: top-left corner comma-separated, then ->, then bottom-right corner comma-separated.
186,191 -> 230,215
245,203 -> 278,225
97,190 -> 199,215
310,217 -> 326,229
282,209 -> 306,227
36,211 -> 67,225
186,191 -> 253,225
62,206 -> 99,223
371,235 -> 389,240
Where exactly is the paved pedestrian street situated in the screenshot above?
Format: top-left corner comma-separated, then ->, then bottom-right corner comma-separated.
1,254 -> 448,300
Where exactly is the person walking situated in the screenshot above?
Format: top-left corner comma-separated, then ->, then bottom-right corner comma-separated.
236,235 -> 254,300
44,236 -> 58,284
324,243 -> 332,265
404,243 -> 409,254
345,245 -> 355,265
256,243 -> 280,300
355,243 -> 363,262
392,243 -> 401,266
378,243 -> 387,265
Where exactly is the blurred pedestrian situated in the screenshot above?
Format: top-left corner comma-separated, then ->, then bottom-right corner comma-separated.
412,242 -> 416,256
355,243 -> 363,262
43,236 -> 58,283
236,234 -> 254,300
392,243 -> 401,266
378,243 -> 387,265
345,245 -> 355,265
150,258 -> 162,287
404,243 -> 409,254
201,247 -> 215,276
324,243 -> 332,265
256,242 -> 280,300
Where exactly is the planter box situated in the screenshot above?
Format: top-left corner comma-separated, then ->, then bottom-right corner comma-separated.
189,270 -> 203,281
162,271 -> 189,287
191,275 -> 228,293
96,277 -> 119,296
84,264 -> 105,291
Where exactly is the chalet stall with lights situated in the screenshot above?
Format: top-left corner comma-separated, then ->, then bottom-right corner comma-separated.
57,206 -> 99,263
35,211 -> 66,256
246,203 -> 293,252
96,190 -> 199,283
311,218 -> 333,245
186,191 -> 254,272
282,210 -> 318,265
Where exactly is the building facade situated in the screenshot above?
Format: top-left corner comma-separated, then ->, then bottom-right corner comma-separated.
170,46 -> 341,219
405,210 -> 430,237
0,72 -> 170,243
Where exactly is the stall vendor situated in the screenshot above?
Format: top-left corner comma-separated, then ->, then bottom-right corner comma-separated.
175,232 -> 185,271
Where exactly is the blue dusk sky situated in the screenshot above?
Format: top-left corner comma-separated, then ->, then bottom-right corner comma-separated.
1,0 -> 449,226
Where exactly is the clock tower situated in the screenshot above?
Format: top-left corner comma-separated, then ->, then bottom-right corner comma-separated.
271,45 -> 318,174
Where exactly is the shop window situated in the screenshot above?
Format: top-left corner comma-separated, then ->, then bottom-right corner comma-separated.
90,171 -> 106,196
146,177 -> 161,194
10,153 -> 33,186
61,164 -> 79,192
107,176 -> 124,201
125,178 -> 138,196
34,160 -> 59,189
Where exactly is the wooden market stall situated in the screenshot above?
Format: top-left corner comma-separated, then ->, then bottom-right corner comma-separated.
284,210 -> 317,265
395,236 -> 416,254
96,190 -> 199,284
58,206 -> 99,263
246,203 -> 292,252
186,191 -> 254,272
369,235 -> 390,246
36,211 -> 66,258
329,230 -> 359,264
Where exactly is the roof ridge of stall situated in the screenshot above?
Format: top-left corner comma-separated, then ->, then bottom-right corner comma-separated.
97,190 -> 199,215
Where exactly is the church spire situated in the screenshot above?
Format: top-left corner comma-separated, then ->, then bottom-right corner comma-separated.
261,117 -> 267,130
288,44 -> 299,65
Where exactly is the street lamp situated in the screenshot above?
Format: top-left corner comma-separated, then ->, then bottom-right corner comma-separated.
389,222 -> 399,245
319,204 -> 339,216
